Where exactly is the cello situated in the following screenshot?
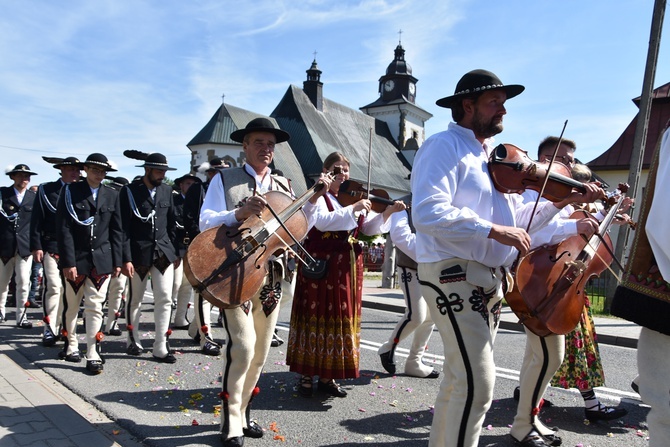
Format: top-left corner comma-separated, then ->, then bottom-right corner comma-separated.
183,171 -> 335,309
514,185 -> 631,335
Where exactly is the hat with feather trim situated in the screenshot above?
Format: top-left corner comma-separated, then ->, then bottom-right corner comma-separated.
42,156 -> 84,169
435,69 -> 525,109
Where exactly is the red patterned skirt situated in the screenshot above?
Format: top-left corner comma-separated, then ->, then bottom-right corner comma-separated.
286,235 -> 363,379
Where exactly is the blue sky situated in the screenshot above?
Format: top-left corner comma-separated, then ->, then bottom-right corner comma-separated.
1,0 -> 668,182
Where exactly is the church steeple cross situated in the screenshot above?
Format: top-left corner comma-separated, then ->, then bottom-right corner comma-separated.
398,29 -> 403,44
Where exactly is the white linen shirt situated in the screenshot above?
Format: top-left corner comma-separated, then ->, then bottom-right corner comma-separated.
388,209 -> 417,263
302,191 -> 387,236
411,122 -> 561,268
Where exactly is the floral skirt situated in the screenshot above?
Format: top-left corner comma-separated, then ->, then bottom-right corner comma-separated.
551,299 -> 605,390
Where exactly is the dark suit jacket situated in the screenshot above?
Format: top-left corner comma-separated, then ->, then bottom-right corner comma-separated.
30,180 -> 64,254
183,181 -> 207,240
119,181 -> 177,266
173,191 -> 188,257
56,182 -> 122,276
0,186 -> 36,258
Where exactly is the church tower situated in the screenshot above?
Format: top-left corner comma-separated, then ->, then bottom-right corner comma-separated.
360,36 -> 432,163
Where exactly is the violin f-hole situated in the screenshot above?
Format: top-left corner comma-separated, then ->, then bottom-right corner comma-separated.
549,250 -> 572,262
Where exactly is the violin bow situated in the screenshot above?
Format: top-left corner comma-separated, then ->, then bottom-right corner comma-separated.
366,127 -> 373,195
524,120 -> 569,233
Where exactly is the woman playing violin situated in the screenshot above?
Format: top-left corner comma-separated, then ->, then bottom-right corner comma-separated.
286,151 -> 405,398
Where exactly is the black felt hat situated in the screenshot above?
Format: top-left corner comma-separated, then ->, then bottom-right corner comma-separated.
6,164 -> 38,176
435,69 -> 525,109
135,152 -> 176,171
174,173 -> 200,186
230,117 -> 290,144
42,156 -> 84,169
105,176 -> 129,190
84,153 -> 117,172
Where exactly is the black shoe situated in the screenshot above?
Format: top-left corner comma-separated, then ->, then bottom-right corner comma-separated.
511,433 -> 551,447
541,433 -> 562,447
514,386 -> 520,401
58,351 -> 82,363
631,380 -> 639,394
173,324 -> 189,330
17,320 -> 33,329
202,340 -> 221,356
220,435 -> 244,447
153,353 -> 177,364
86,360 -> 104,375
584,405 -> 628,422
42,333 -> 57,347
270,330 -> 284,347
298,376 -> 313,398
107,328 -> 122,336
126,344 -> 143,356
243,420 -> 263,438
424,369 -> 440,379
379,351 -> 396,375
319,380 -> 347,397
27,299 -> 40,308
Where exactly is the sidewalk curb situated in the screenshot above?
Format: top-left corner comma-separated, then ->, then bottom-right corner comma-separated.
362,299 -> 638,349
0,343 -> 145,447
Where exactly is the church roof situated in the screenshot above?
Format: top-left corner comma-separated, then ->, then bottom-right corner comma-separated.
588,81 -> 670,171
271,85 -> 412,193
187,103 -> 259,146
187,102 -> 308,194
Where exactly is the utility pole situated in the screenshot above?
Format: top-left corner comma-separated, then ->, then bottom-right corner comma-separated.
606,0 -> 666,310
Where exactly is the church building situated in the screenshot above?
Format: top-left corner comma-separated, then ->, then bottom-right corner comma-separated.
186,42 -> 431,198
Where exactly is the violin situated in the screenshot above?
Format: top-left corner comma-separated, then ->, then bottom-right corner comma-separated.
489,143 -> 588,202
337,179 -> 397,213
183,170 -> 336,308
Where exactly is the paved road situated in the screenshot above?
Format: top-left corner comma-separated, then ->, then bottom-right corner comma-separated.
0,282 -> 650,447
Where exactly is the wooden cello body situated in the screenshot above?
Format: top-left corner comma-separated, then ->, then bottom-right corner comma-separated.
512,210 -> 613,335
184,190 -> 308,308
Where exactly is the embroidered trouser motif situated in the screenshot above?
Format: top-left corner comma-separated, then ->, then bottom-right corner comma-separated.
419,259 -> 506,447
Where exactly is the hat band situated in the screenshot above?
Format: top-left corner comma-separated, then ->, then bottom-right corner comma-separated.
454,83 -> 505,96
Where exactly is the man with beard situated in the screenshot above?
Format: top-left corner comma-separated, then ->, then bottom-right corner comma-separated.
410,69 -> 604,447
120,152 -> 179,363
0,164 -> 38,327
31,156 -> 83,346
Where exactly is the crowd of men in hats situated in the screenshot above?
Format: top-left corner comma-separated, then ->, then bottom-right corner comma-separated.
3,79 -> 670,447
0,150 -> 233,375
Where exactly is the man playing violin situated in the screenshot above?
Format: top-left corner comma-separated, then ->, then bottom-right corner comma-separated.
200,117 -> 315,447
411,69 -> 604,447
510,137 -> 629,447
